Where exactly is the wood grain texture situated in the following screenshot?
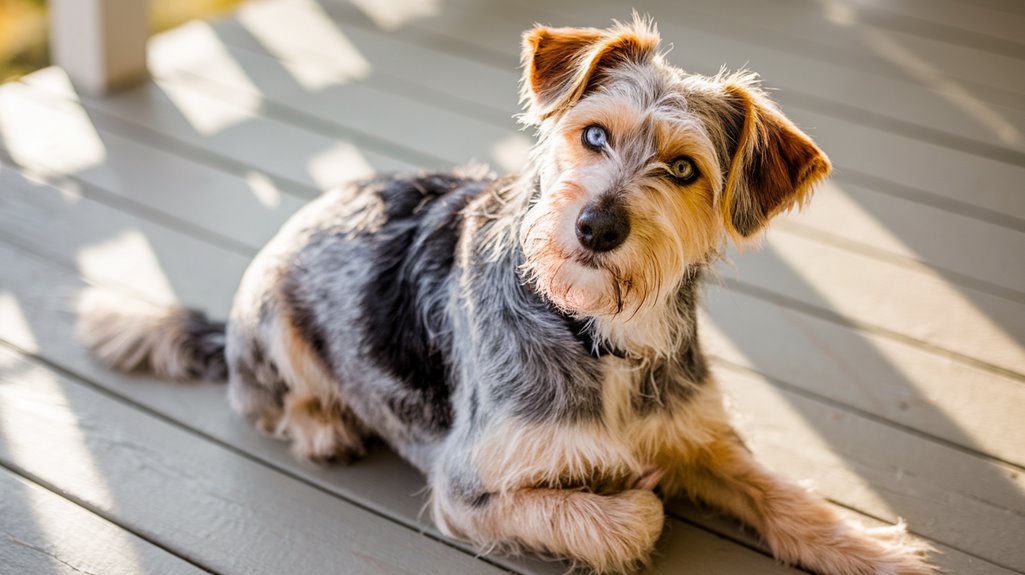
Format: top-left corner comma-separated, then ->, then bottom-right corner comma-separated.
601,0 -> 1025,100
0,468 -> 205,575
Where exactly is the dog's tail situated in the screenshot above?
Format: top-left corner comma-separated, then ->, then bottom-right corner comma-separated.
76,289 -> 228,382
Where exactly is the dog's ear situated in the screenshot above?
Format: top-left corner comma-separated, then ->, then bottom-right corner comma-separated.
520,17 -> 660,124
717,77 -> 831,239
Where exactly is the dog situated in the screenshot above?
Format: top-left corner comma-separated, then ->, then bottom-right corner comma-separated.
78,16 -> 935,575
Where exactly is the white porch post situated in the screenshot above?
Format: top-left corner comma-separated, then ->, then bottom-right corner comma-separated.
50,0 -> 149,94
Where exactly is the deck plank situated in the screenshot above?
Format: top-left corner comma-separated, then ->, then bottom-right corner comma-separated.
605,0 -> 1025,98
838,0 -> 1025,52
0,467 -> 205,575
0,164 -> 1020,571
19,67 -> 417,194
779,179 -> 1025,302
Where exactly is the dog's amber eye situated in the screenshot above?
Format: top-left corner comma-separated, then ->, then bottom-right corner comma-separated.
668,156 -> 699,184
582,125 -> 609,151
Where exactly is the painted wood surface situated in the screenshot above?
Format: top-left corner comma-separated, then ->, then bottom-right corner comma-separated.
0,468 -> 205,575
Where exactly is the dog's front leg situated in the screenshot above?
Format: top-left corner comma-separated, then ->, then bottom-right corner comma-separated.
431,483 -> 664,574
662,429 -> 935,575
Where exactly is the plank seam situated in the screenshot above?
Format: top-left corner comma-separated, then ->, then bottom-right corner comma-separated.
710,357 -> 1025,473
0,461 -> 221,575
844,6 -> 1025,61
834,169 -> 1025,233
775,220 -> 1025,304
822,498 -> 1025,574
781,89 -> 1025,168
721,277 -> 1025,383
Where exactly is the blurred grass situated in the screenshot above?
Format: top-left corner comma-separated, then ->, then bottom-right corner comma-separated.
0,0 -> 246,83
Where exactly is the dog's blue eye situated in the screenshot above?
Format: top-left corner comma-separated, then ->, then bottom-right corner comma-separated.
668,156 -> 698,184
582,125 -> 608,150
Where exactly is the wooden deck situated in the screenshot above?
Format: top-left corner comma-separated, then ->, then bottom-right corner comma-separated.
1,0 -> 1023,573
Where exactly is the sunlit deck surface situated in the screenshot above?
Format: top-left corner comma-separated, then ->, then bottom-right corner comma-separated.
1,0 -> 1024,573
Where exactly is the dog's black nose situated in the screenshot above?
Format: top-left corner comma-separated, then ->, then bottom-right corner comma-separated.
575,200 -> 630,253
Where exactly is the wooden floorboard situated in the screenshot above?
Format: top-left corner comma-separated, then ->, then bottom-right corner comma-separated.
0,466 -> 206,575
838,0 -> 1025,58
613,0 -> 1025,101
1,0 -> 1022,572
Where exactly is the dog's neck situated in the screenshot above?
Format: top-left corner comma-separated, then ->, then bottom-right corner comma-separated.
550,272 -> 704,362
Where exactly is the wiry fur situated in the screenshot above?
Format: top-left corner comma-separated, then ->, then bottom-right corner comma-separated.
78,15 -> 935,575
77,289 -> 227,381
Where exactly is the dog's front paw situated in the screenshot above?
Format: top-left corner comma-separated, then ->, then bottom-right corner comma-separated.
575,489 -> 665,574
772,518 -> 936,575
848,521 -> 936,575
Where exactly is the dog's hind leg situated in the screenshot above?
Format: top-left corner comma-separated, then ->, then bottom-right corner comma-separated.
661,429 -> 935,575
264,311 -> 369,464
431,482 -> 665,574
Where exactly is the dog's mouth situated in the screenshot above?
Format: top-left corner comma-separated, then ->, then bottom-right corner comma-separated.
572,250 -> 603,269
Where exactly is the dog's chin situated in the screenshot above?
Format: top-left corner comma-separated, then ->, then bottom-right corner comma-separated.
542,259 -> 621,317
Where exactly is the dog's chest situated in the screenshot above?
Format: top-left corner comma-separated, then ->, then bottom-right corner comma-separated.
472,360 -> 723,491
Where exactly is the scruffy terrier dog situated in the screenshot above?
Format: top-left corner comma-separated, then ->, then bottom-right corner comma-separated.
80,17 -> 934,575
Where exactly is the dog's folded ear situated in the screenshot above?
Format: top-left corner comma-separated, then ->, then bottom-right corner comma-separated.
717,77 -> 831,239
520,17 -> 659,124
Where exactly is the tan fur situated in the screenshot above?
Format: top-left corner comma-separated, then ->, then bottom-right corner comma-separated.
465,357 -> 934,574
433,486 -> 664,575
520,17 -> 661,124
276,393 -> 365,464
719,78 -> 832,241
265,306 -> 366,463
519,83 -> 725,355
472,373 -> 725,494
660,430 -> 935,575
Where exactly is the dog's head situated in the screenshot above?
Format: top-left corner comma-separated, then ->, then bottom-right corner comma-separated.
517,16 -> 830,330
